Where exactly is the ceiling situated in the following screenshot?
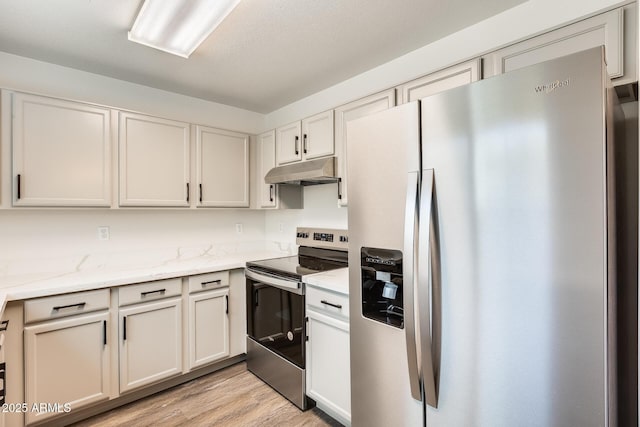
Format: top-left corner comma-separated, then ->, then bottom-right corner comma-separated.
0,0 -> 524,113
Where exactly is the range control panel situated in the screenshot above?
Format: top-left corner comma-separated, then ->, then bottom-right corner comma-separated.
296,227 -> 349,250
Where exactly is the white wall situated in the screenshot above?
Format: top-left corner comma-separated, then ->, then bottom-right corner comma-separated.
0,51 -> 263,134
264,0 -> 629,129
0,209 -> 266,276
265,184 -> 347,253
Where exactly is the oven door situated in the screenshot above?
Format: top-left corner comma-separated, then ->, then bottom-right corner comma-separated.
246,271 -> 305,368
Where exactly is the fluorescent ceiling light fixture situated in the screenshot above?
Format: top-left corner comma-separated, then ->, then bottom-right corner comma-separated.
128,0 -> 241,58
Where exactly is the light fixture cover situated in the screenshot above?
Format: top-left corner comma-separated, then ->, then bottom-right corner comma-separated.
128,0 -> 241,58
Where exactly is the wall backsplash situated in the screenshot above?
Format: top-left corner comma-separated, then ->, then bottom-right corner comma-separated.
0,209 -> 267,276
264,184 -> 348,253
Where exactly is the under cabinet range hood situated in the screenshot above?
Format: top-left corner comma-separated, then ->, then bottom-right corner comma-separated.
264,157 -> 337,185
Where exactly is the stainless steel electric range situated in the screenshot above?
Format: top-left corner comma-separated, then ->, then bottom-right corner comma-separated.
245,227 -> 348,410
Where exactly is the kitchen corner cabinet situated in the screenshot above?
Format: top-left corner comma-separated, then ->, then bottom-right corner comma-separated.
276,110 -> 334,166
119,112 -> 190,207
24,308 -> 110,425
334,89 -> 395,207
257,130 -> 303,209
188,288 -> 229,369
196,126 -> 249,207
118,279 -> 183,393
258,130 -> 278,208
11,92 -> 112,207
483,8 -> 626,81
397,59 -> 481,104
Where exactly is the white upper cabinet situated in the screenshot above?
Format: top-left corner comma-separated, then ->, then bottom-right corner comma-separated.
258,130 -> 277,208
12,93 -> 111,207
276,121 -> 302,165
276,110 -> 334,166
196,126 -> 249,208
483,8 -> 625,80
301,110 -> 334,160
397,59 -> 481,104
334,89 -> 396,207
119,112 -> 190,207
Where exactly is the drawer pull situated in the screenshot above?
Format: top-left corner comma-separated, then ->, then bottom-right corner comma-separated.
320,300 -> 342,309
201,279 -> 222,287
0,320 -> 8,332
52,302 -> 86,312
140,289 -> 166,298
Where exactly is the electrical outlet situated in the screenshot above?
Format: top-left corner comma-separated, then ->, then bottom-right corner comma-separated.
235,223 -> 243,234
97,226 -> 110,241
279,223 -> 284,233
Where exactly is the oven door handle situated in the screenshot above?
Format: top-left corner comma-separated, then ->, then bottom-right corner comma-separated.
245,269 -> 303,295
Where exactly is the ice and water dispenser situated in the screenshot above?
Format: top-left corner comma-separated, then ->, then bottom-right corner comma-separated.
361,247 -> 404,328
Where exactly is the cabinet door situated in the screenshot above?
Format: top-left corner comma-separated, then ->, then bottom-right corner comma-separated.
12,93 -> 111,207
276,121 -> 302,165
188,288 -> 229,369
306,309 -> 351,425
24,312 -> 110,424
119,298 -> 182,393
119,112 -> 190,207
196,126 -> 249,207
397,59 -> 481,104
258,130 -> 277,208
302,110 -> 334,160
484,8 -> 623,79
335,89 -> 395,207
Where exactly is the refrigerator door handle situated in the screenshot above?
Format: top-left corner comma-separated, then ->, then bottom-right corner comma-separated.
403,170 -> 421,401
418,168 -> 438,408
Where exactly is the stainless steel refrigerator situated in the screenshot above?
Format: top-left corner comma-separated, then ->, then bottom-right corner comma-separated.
347,47 -> 636,427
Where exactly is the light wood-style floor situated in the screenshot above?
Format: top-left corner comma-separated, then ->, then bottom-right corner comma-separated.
71,362 -> 343,427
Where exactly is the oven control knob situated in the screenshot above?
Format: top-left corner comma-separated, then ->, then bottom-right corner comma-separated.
287,331 -> 294,341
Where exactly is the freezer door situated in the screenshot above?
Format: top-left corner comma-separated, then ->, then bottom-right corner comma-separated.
420,47 -> 610,426
347,102 -> 423,427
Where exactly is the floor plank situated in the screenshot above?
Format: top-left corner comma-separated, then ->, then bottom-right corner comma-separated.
70,362 -> 343,427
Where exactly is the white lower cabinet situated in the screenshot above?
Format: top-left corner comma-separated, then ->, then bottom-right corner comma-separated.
188,288 -> 230,369
24,311 -> 110,425
306,286 -> 351,426
119,297 -> 182,393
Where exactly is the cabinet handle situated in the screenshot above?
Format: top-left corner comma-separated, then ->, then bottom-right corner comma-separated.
320,300 -> 343,309
141,288 -> 166,298
199,183 -> 203,203
303,134 -> 308,154
337,177 -> 342,200
226,295 -> 229,314
52,302 -> 86,312
123,316 -> 127,341
186,183 -> 190,202
269,184 -> 274,202
16,174 -> 21,200
305,316 -> 309,342
0,362 -> 5,405
0,320 -> 8,332
201,279 -> 221,287
295,135 -> 299,155
103,320 -> 107,346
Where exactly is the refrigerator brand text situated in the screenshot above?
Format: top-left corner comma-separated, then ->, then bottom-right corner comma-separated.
535,78 -> 570,94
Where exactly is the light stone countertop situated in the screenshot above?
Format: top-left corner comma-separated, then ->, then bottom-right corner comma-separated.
0,247 -> 289,316
304,267 -> 349,295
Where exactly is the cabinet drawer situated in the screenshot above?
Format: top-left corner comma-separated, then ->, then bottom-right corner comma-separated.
306,285 -> 349,319
188,271 -> 229,294
119,278 -> 182,307
24,289 -> 110,324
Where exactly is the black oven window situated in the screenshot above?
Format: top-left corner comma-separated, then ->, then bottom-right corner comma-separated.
247,282 -> 305,368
